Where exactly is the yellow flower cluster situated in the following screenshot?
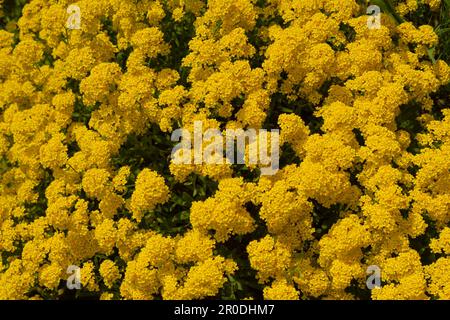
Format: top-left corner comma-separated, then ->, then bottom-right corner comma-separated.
396,0 -> 442,15
0,0 -> 449,300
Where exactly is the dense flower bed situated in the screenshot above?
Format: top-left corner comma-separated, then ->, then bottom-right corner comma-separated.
0,0 -> 449,300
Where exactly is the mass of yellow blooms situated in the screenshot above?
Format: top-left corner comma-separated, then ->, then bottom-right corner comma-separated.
0,0 -> 449,300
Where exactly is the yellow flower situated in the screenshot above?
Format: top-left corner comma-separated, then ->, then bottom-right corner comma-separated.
99,260 -> 121,289
130,169 -> 170,222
